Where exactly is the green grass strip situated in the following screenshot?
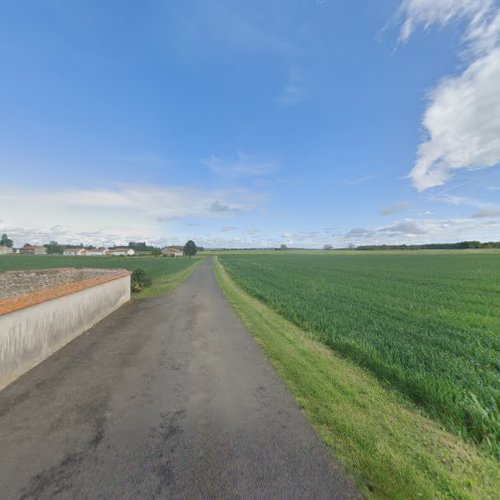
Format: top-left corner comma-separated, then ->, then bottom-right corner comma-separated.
214,257 -> 500,499
134,257 -> 204,298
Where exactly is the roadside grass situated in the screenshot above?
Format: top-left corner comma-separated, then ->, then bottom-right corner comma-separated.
0,255 -> 203,298
214,258 -> 500,499
134,257 -> 204,298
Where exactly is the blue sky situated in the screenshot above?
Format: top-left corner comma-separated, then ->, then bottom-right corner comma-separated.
1,0 -> 499,248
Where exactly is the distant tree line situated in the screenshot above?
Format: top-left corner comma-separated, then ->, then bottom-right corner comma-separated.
354,241 -> 500,251
128,241 -> 158,252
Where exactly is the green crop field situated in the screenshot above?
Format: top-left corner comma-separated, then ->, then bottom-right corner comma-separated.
0,255 -> 201,297
219,252 -> 500,457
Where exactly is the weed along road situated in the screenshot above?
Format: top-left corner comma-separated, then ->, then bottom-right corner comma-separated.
0,257 -> 358,499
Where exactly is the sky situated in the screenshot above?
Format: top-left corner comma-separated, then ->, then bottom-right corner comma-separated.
0,0 -> 499,248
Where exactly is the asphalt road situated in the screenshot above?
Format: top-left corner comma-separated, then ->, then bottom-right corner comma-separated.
0,258 -> 359,499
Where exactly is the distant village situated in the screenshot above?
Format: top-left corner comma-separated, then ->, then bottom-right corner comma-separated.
0,235 -> 188,257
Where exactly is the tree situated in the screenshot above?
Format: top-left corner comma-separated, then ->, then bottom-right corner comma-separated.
183,240 -> 197,257
280,244 -> 288,250
323,244 -> 333,250
0,233 -> 13,247
151,248 -> 162,257
45,241 -> 64,254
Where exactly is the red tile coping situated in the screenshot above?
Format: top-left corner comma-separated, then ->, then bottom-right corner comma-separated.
0,269 -> 131,316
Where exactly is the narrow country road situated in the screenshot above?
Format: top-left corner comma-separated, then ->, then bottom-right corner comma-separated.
0,258 -> 358,499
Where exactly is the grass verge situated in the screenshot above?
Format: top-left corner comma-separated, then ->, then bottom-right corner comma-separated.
214,258 -> 500,499
135,257 -> 204,298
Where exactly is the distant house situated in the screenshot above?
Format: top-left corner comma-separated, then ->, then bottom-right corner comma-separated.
64,247 -> 110,256
84,248 -> 110,256
109,247 -> 135,256
64,247 -> 110,257
0,245 -> 12,255
162,247 -> 183,257
20,244 -> 47,255
63,248 -> 86,256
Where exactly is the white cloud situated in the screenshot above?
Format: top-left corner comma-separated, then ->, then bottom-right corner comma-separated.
411,48 -> 500,189
346,221 -> 425,238
379,201 -> 413,215
399,0 -> 500,190
398,0 -> 494,43
204,152 -> 277,177
0,184 -> 264,246
344,214 -> 500,245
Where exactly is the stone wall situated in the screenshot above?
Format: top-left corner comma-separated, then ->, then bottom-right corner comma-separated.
0,268 -> 122,300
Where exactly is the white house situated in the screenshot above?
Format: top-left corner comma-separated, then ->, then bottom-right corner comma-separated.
20,244 -> 47,255
64,247 -> 111,256
0,245 -> 12,255
109,247 -> 135,256
162,247 -> 183,257
63,248 -> 86,256
84,248 -> 110,256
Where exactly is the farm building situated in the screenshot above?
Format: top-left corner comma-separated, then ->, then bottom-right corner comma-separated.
109,247 -> 135,256
63,248 -> 110,256
84,248 -> 110,256
162,247 -> 183,257
20,244 -> 47,255
0,245 -> 12,255
63,248 -> 86,256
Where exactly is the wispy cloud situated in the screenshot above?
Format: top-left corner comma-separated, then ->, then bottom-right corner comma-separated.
398,0 -> 494,44
381,220 -> 427,234
162,2 -> 310,106
275,66 -> 304,106
398,0 -> 500,190
471,208 -> 500,218
204,152 -> 277,177
345,227 -> 375,238
431,192 -> 500,216
379,201 -> 413,215
346,174 -> 379,185
209,201 -> 239,214
164,0 -> 298,61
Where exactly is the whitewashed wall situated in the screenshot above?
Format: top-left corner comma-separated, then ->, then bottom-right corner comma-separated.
0,275 -> 130,391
